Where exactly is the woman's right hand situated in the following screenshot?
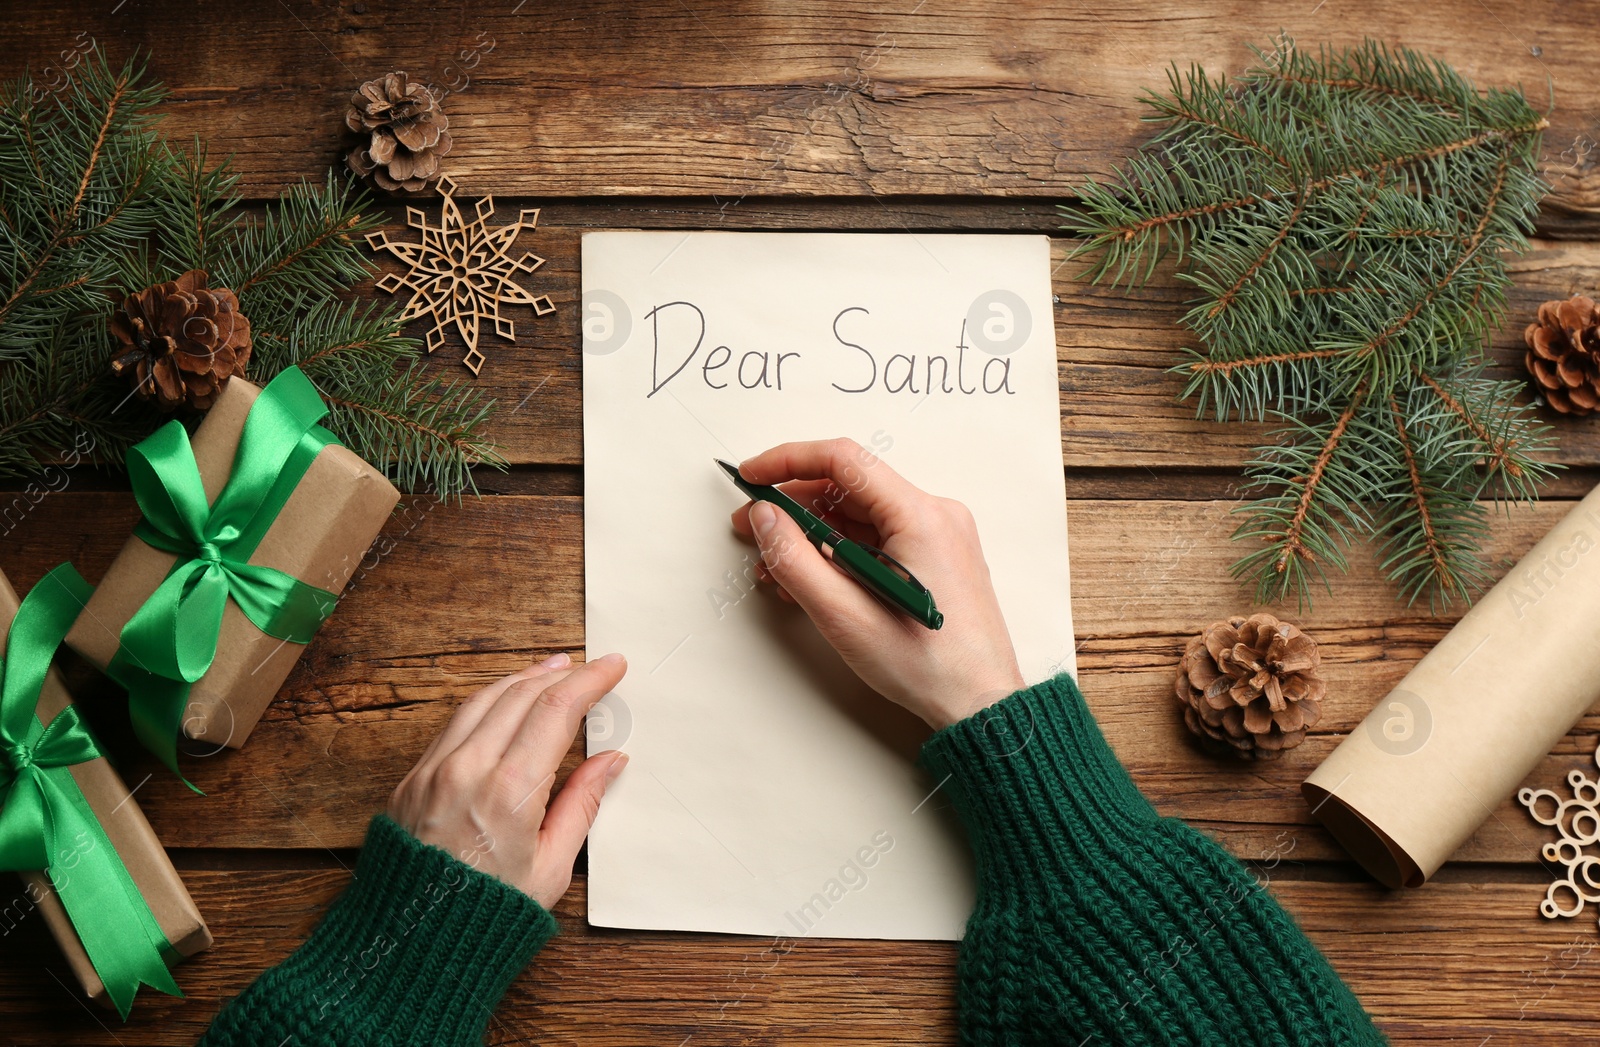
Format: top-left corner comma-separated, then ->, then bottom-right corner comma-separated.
730,438 -> 1025,730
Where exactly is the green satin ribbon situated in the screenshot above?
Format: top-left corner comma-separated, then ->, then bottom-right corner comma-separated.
106,366 -> 342,780
0,563 -> 181,1019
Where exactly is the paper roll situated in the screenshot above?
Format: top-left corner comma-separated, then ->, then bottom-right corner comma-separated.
1304,484 -> 1600,888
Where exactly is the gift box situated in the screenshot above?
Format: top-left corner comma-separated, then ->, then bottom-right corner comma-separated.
1,564 -> 212,1016
65,367 -> 399,767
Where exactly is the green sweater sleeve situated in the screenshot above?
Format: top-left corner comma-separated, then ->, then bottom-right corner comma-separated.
198,814 -> 557,1047
919,673 -> 1389,1047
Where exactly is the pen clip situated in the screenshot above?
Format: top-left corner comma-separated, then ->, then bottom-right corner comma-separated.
857,542 -> 932,596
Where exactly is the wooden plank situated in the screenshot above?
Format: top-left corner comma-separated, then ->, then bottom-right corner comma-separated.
0,201 -> 1575,471
0,199 -> 1590,473
1056,238 -> 1600,470
0,194 -> 1581,473
0,869 -> 959,1045
1,869 -> 1594,1045
338,210 -> 1600,470
3,492 -> 1595,866
1,1 -> 1593,225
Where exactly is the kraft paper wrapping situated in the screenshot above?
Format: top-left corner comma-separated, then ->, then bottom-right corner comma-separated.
1304,484 -> 1600,888
64,377 -> 399,748
0,570 -> 212,1004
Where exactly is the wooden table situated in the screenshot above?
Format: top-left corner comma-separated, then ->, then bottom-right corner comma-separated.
3,3 -> 1599,1043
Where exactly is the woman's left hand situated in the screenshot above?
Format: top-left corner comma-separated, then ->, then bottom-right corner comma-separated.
387,651 -> 631,909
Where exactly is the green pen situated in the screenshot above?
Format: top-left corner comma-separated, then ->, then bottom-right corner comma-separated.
715,458 -> 944,630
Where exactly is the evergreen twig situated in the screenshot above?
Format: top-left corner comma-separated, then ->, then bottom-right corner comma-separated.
0,50 -> 501,501
1065,35 -> 1558,609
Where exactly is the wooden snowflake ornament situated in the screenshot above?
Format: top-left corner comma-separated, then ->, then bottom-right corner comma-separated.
366,175 -> 555,375
1520,741 -> 1600,930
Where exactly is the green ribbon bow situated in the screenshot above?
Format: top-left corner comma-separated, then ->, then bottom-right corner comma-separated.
0,563 -> 181,1019
106,366 -> 342,780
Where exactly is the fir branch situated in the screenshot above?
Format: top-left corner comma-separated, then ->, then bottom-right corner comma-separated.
159,140 -> 242,275
1185,346 -> 1345,376
1088,126 -> 1500,235
1229,400 -> 1380,609
1341,168 -> 1388,243
1282,386 -> 1368,568
1416,366 -> 1519,477
1353,154 -> 1510,363
1287,286 -> 1390,297
0,51 -> 167,359
249,297 -> 505,499
1065,118 -> 1546,287
1375,388 -> 1496,608
1070,35 -> 1558,607
0,53 -> 503,501
318,365 -> 505,501
62,71 -> 126,225
219,173 -> 380,301
1387,394 -> 1449,592
1245,38 -> 1484,118
1203,190 -> 1311,322
1177,344 -> 1346,422
1411,366 -> 1556,501
1144,64 -> 1298,168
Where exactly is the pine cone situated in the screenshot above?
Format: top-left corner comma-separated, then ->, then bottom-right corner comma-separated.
1525,295 -> 1600,415
109,270 -> 252,412
345,71 -> 452,192
1174,613 -> 1325,760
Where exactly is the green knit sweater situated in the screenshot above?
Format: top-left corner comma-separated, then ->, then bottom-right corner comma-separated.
198,674 -> 1388,1045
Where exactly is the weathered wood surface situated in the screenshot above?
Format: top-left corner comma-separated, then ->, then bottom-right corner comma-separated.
6,2 -> 1600,1042
4,491 -> 1597,870
203,193 -> 1589,473
2,871 -> 1596,1046
1,0 -> 1595,221
346,222 -> 1600,470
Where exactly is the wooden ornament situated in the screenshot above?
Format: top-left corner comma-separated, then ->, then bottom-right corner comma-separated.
1520,741 -> 1600,930
366,175 -> 555,375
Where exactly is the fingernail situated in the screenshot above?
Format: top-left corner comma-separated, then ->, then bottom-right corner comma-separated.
594,651 -> 625,667
751,501 -> 778,541
542,652 -> 571,669
605,752 -> 629,783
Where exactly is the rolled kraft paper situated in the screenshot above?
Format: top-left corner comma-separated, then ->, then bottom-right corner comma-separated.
1304,483 -> 1600,888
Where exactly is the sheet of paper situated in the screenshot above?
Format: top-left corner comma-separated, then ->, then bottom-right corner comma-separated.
582,231 -> 1074,940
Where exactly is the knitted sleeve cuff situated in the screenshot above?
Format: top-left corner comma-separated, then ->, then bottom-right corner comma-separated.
269,814 -> 558,1043
917,675 -> 1393,1045
918,673 -> 1161,896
